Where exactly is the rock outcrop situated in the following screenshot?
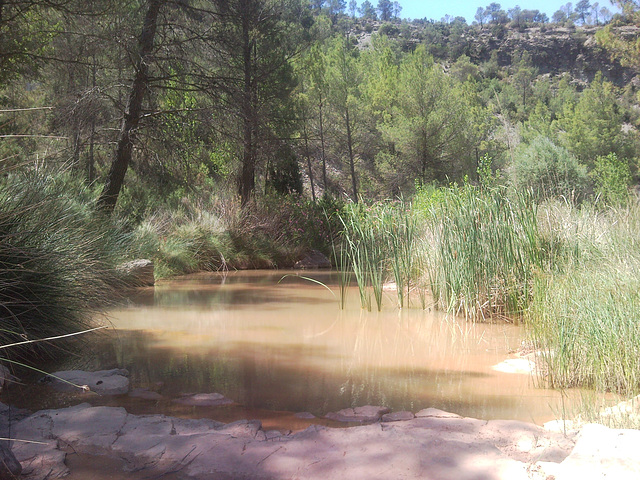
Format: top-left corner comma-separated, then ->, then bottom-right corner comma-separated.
6,403 -> 579,480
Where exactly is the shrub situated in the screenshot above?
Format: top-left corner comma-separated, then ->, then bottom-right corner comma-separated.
509,136 -> 590,202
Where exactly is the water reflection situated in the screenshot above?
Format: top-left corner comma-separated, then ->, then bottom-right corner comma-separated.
7,271 -> 571,427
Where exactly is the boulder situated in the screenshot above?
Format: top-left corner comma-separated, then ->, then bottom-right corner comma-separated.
325,405 -> 391,423
553,423 -> 640,480
0,443 -> 21,478
415,408 -> 461,418
172,393 -> 233,407
117,259 -> 155,287
40,368 -> 129,395
294,250 -> 331,270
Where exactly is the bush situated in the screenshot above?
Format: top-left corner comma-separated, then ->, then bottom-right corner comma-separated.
591,152 -> 632,206
509,136 -> 591,202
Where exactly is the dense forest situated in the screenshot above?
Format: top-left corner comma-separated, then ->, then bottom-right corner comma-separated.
2,0 -> 639,208
3,0 -> 640,405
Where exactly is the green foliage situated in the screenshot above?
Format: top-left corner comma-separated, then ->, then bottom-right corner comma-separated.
266,143 -> 303,195
377,45 -> 479,191
591,152 -> 632,206
337,200 -> 421,310
557,73 -> 626,165
509,136 -> 591,202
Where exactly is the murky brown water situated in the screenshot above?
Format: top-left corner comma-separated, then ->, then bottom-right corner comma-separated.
7,270 -> 576,431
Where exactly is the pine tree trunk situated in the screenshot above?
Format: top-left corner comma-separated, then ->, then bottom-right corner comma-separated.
97,0 -> 161,212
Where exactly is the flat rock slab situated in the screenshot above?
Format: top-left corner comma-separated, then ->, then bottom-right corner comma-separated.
172,393 -> 233,407
8,404 -> 581,480
553,423 -> 640,480
416,408 -> 462,418
41,369 -> 129,395
325,405 -> 391,423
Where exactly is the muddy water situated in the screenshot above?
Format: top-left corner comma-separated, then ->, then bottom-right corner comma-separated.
8,270 -> 571,430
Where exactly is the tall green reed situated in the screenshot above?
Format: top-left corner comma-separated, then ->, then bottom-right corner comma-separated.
337,200 -> 421,311
420,184 -> 542,320
339,203 -> 386,311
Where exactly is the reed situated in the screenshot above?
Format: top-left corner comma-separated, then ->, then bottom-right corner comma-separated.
419,184 -> 542,320
338,203 -> 386,311
527,201 -> 640,396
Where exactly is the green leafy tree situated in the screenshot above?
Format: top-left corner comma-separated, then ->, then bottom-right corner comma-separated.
575,0 -> 591,23
556,73 -> 626,166
377,46 -> 476,191
359,0 -> 377,20
325,35 -> 362,199
596,1 -> 640,68
377,0 -> 393,21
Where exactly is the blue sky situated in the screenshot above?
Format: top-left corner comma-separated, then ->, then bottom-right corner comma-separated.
358,0 -> 618,22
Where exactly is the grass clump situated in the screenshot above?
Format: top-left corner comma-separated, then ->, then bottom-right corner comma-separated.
0,169 -> 127,358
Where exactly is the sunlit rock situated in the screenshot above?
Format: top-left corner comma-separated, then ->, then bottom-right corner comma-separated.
553,423 -> 640,480
40,369 -> 130,395
415,408 -> 461,418
491,358 -> 536,374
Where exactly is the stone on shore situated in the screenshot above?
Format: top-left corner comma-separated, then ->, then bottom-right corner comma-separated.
552,423 -> 640,480
172,393 -> 233,407
8,404 -> 579,480
293,250 -> 331,269
117,259 -> 155,287
40,369 -> 130,395
415,407 -> 461,418
325,405 -> 391,423
382,411 -> 415,422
